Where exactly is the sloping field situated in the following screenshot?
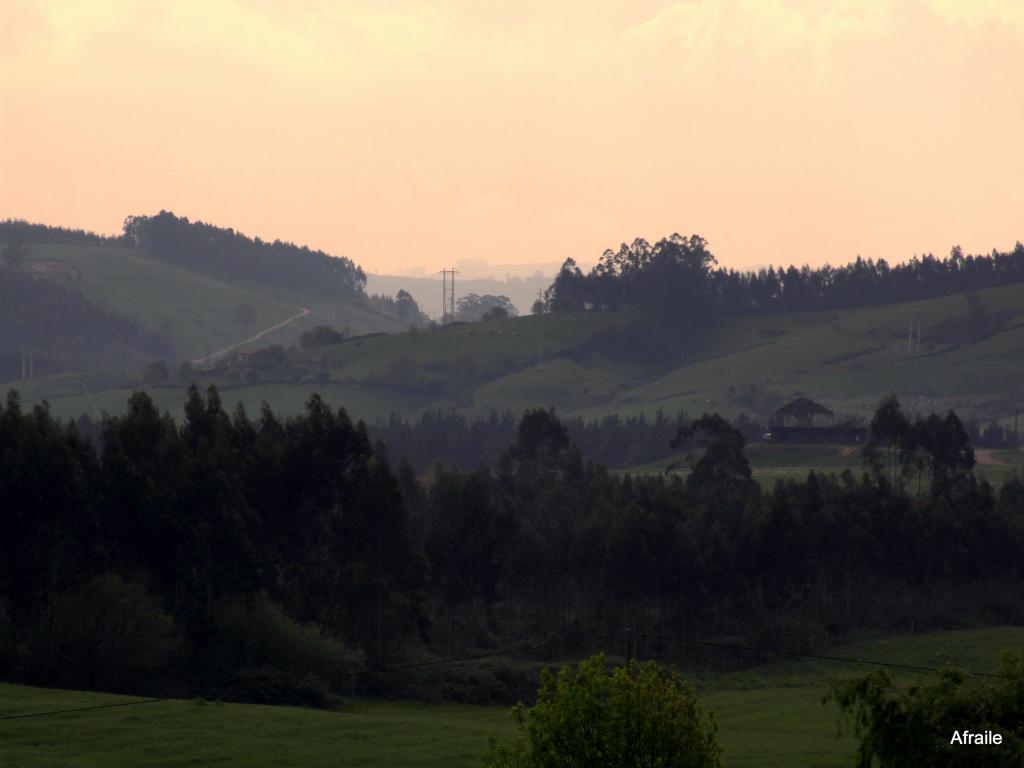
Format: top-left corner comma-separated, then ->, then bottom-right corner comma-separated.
1,626 -> 1019,768
10,282 -> 1024,426
300,282 -> 1024,424
592,282 -> 1024,422
15,242 -> 401,361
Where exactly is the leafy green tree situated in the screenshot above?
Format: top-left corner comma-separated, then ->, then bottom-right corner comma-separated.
512,408 -> 571,463
829,655 -> 1024,767
456,294 -> 518,322
672,413 -> 758,513
483,306 -> 510,321
869,395 -> 911,488
912,411 -> 975,493
42,575 -> 178,692
395,289 -> 424,325
484,654 -> 721,768
300,325 -> 348,349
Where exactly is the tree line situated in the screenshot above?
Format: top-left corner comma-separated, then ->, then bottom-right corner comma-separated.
368,408 -> 758,472
0,219 -> 126,247
546,234 -> 1024,319
369,407 -> 1015,473
123,211 -> 366,299
2,387 -> 1022,706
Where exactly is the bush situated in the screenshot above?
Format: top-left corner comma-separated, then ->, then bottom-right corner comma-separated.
300,325 -> 347,349
484,653 -> 721,768
829,655 -> 1024,767
32,574 -> 178,691
209,595 -> 362,703
223,668 -> 329,707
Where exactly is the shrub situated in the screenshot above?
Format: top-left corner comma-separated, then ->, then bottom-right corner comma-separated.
483,653 -> 721,768
36,574 -> 178,691
209,594 -> 362,703
829,655 -> 1024,767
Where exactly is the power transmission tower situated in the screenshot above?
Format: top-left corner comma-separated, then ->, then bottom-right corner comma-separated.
439,269 -> 457,323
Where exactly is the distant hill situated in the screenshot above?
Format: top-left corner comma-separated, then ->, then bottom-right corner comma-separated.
16,281 -> 1024,429
6,218 -> 1023,427
0,262 -> 173,380
0,217 -> 405,377
124,211 -> 365,299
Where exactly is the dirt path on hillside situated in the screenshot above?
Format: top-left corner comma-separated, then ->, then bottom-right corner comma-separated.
190,306 -> 311,366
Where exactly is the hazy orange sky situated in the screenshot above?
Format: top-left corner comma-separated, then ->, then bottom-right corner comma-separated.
2,0 -> 1022,275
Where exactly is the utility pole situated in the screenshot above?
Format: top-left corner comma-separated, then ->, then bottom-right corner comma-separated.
439,270 -> 447,323
624,627 -> 632,665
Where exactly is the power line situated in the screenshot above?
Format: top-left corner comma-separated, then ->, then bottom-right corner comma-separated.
0,697 -> 163,721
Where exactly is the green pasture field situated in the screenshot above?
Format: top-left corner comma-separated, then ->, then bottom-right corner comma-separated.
2,626 -> 1019,768
625,443 -> 1023,488
283,281 -> 1024,425
11,242 -> 401,361
10,273 -> 1024,428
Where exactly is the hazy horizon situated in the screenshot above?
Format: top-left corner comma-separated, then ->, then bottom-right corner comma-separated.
3,0 -> 1022,275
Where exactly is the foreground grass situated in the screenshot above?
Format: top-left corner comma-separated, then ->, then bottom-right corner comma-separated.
0,692 -> 515,768
3,626 -> 1020,768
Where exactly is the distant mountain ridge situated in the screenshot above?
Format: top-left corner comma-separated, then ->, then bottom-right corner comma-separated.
0,214 -> 401,378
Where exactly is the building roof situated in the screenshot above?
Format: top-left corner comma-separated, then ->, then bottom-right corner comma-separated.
773,398 -> 834,419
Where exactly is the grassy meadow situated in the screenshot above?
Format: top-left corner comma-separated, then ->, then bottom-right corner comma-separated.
2,626 -> 1019,768
625,443 -> 1024,488
14,242 -> 402,361
7,258 -> 1024,435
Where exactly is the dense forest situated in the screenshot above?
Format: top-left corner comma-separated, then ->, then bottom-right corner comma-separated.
2,387 -> 1021,706
0,263 -> 174,380
0,219 -> 125,247
546,235 -> 1024,318
123,211 -> 366,299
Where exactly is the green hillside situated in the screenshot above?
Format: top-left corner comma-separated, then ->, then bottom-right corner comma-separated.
10,281 -> 1024,426
11,241 -> 403,363
2,625 -> 1018,768
299,280 -> 1024,425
